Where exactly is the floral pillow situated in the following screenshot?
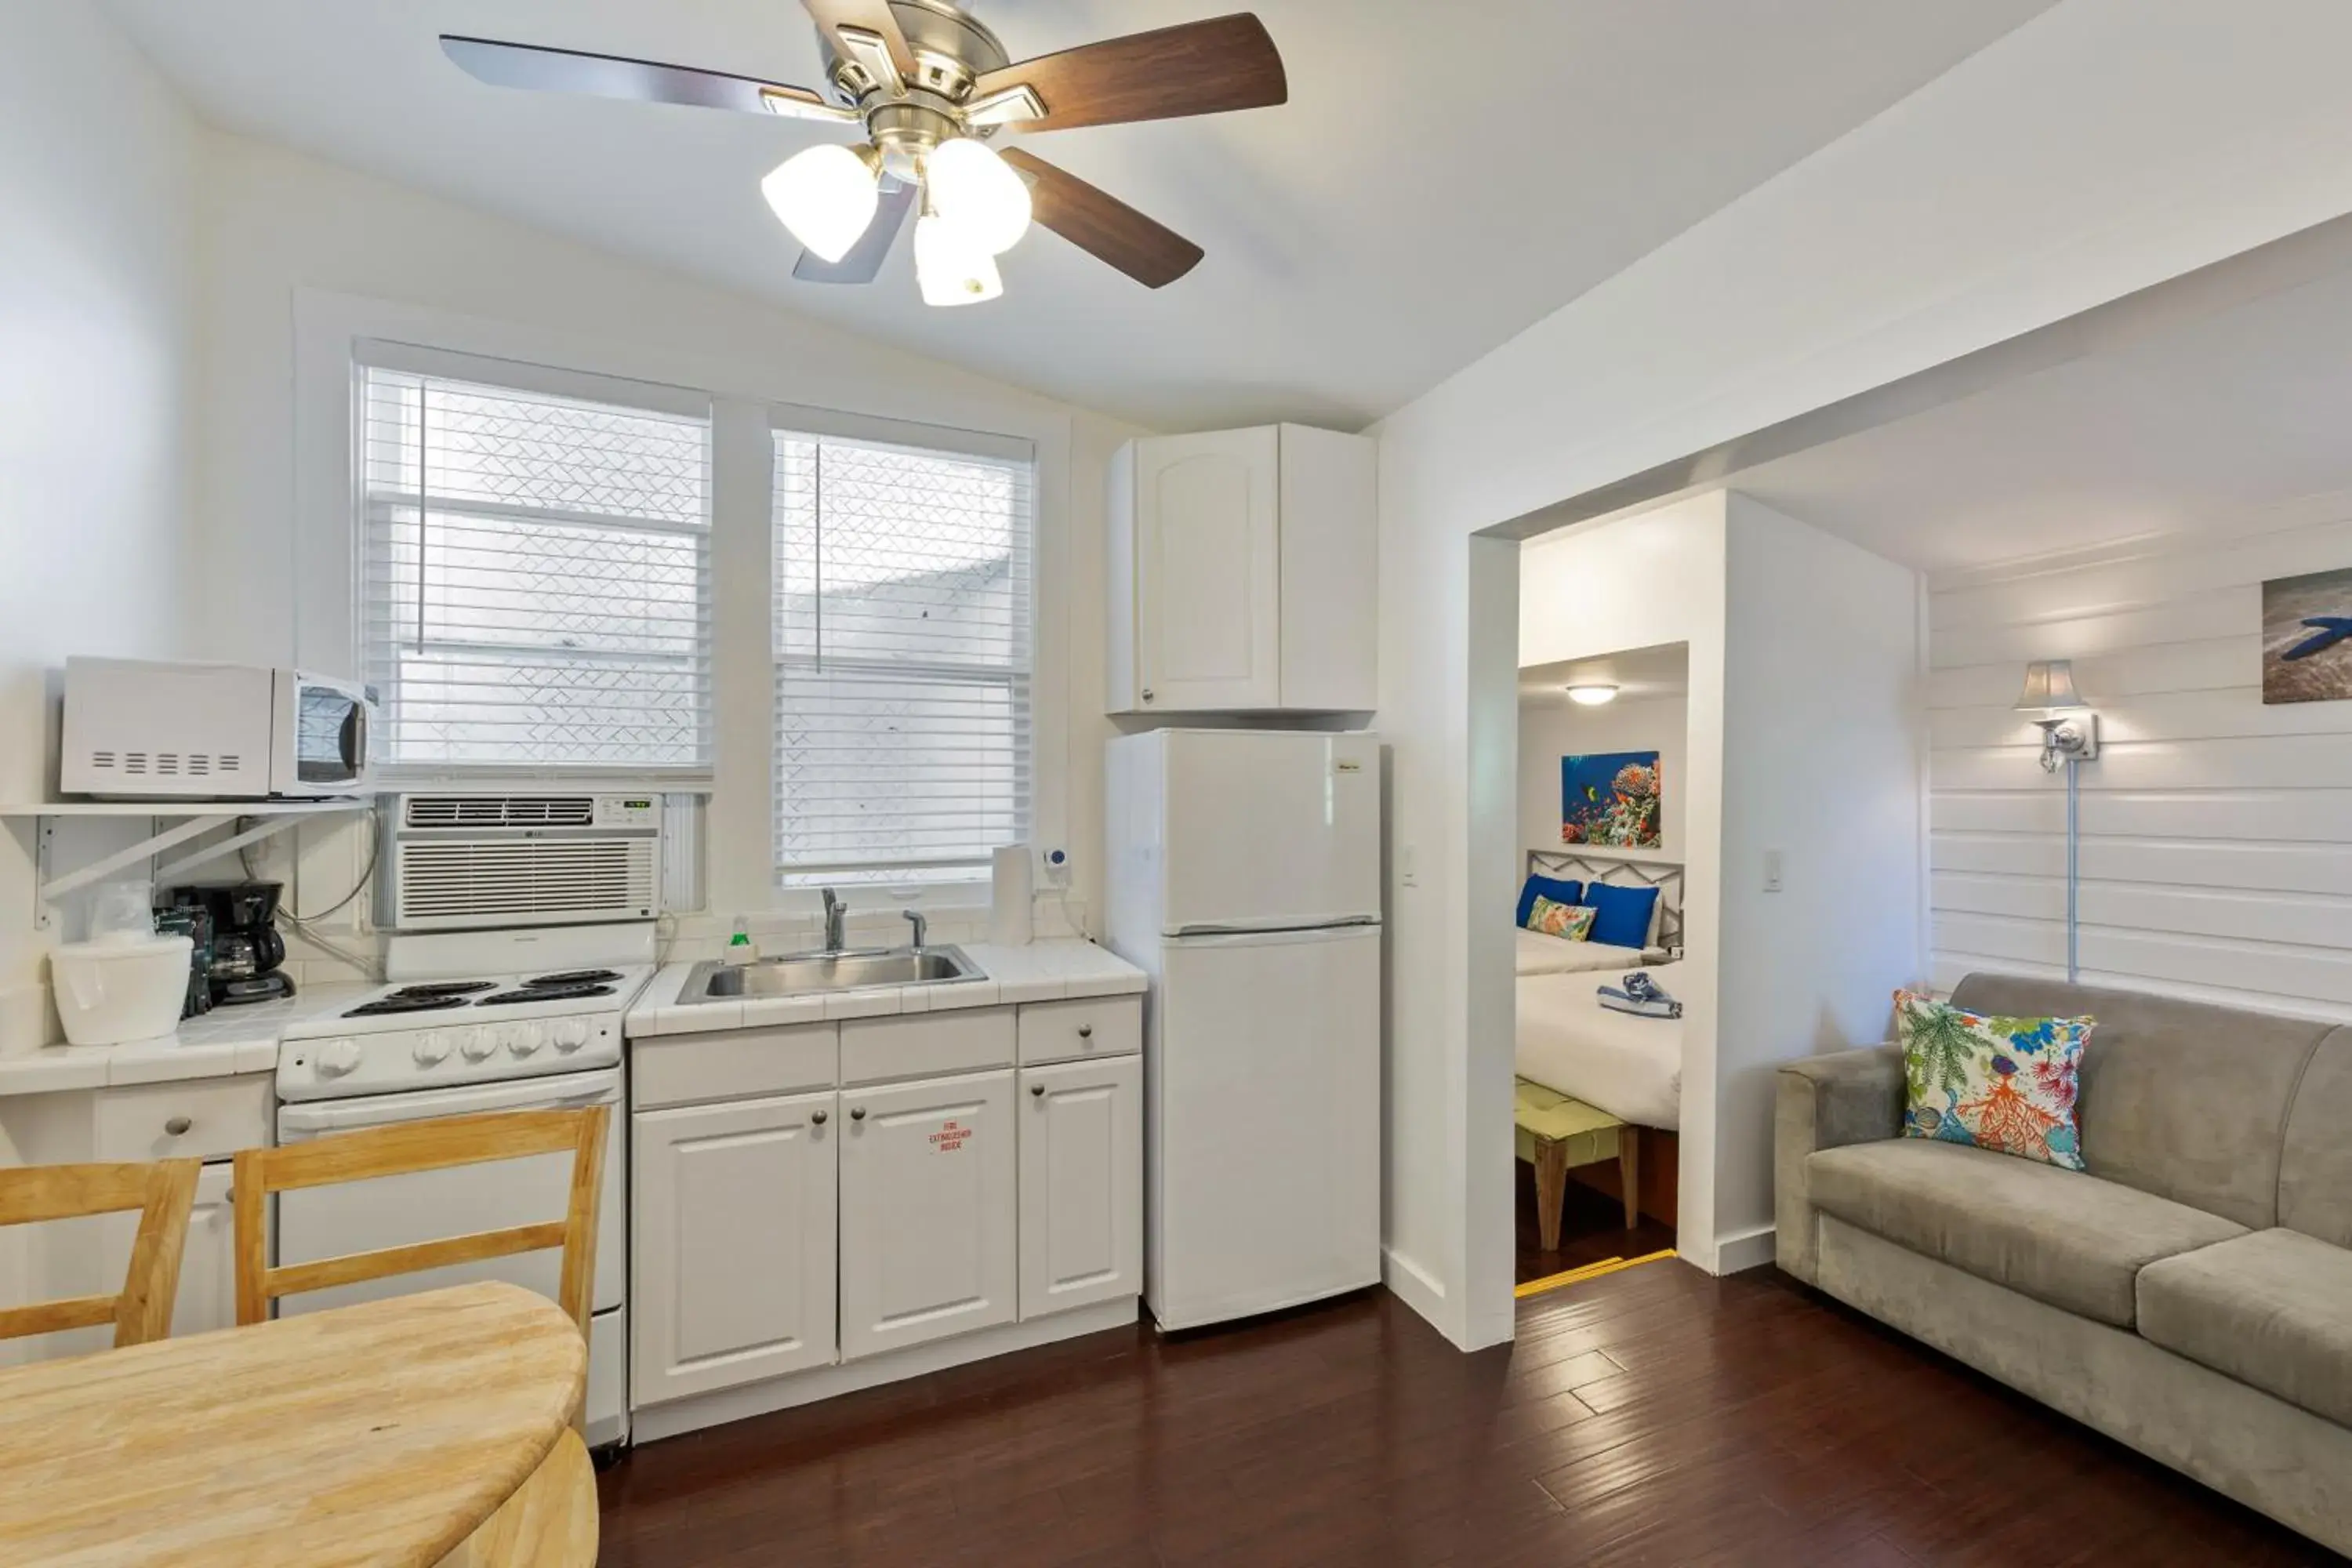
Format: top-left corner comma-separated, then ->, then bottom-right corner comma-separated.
1524,895 -> 1595,942
1893,990 -> 2093,1171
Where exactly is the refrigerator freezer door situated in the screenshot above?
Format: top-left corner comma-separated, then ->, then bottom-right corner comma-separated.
1147,925 -> 1380,1330
1160,731 -> 1380,933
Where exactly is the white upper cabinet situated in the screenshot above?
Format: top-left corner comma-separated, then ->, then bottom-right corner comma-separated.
1109,424 -> 1376,713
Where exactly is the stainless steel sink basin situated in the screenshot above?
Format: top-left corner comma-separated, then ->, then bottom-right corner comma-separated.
680,945 -> 985,1003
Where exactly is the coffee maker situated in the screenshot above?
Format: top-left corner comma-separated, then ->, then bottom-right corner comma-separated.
171,883 -> 295,1006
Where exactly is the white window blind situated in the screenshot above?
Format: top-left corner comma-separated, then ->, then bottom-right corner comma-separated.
358,362 -> 713,774
772,428 -> 1034,884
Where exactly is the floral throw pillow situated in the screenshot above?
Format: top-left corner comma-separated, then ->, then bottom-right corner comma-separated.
1524,895 -> 1595,942
1893,990 -> 2093,1171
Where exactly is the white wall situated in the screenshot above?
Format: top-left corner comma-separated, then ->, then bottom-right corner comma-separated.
1930,508 -> 2352,1019
1370,0 -> 2352,1351
1714,494 -> 1923,1261
185,130 -> 1142,968
0,2 -> 201,1051
1517,695 -> 1689,862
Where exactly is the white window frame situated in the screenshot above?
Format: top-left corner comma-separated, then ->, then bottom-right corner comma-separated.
766,406 -> 1039,891
350,339 -> 717,785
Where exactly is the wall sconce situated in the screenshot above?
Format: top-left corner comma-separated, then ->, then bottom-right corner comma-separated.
2016,659 -> 2099,773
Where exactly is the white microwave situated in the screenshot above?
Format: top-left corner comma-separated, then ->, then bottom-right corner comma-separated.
60,658 -> 378,800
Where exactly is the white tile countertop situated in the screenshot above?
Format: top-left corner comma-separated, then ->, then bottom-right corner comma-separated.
628,939 -> 1146,1037
0,985 -> 372,1097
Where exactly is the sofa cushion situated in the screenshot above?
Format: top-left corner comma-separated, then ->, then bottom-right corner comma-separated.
2280,1025 -> 2352,1248
2138,1229 -> 2352,1430
1806,1139 -> 2245,1327
1948,974 -> 2330,1230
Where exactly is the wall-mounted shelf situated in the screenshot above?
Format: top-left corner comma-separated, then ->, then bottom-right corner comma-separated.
0,800 -> 375,924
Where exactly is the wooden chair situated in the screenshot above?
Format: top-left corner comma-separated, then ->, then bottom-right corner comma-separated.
232,1106 -> 609,1337
0,1159 -> 201,1349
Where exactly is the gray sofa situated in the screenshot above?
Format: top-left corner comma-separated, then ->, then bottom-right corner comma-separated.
1776,973 -> 2352,1555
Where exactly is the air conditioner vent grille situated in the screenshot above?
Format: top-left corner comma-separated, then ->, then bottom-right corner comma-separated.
403,795 -> 597,829
395,839 -> 655,922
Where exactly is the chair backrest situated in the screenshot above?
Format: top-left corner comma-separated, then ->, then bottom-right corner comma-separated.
0,1159 -> 201,1348
231,1106 -> 609,1335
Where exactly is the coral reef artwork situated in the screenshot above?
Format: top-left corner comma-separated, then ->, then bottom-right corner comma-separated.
2263,566 -> 2352,705
1560,751 -> 1661,849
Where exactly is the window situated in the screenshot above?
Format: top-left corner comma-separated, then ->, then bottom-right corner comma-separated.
358,360 -> 713,775
771,428 -> 1035,884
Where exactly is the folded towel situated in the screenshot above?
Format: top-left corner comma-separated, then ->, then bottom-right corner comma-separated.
1619,971 -> 1676,1005
1599,986 -> 1682,1020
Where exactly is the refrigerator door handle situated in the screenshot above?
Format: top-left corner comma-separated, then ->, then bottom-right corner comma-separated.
1169,915 -> 1381,938
1164,924 -> 1384,949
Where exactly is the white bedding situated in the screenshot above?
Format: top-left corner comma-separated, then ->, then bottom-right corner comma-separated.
1515,929 -> 1650,977
1515,969 -> 1683,1130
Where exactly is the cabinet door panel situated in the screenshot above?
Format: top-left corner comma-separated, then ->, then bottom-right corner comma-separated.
632,1091 -> 837,1406
840,1070 -> 1016,1359
1276,423 -> 1377,710
1135,429 -> 1279,711
1019,1055 -> 1142,1320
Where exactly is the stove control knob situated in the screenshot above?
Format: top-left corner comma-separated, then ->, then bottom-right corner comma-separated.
412,1033 -> 452,1067
318,1039 -> 363,1078
458,1029 -> 496,1062
506,1024 -> 543,1057
552,1019 -> 590,1054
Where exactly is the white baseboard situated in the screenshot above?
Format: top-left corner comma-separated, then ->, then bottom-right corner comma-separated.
1714,1222 -> 1778,1275
1381,1244 -> 1450,1335
630,1297 -> 1138,1444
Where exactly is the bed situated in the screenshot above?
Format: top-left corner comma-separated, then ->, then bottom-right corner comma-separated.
1512,850 -> 1686,1131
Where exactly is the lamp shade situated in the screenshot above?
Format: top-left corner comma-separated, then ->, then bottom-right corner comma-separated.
2014,659 -> 2085,712
925,137 -> 1031,256
762,143 -> 880,264
1564,684 -> 1618,706
913,212 -> 1003,307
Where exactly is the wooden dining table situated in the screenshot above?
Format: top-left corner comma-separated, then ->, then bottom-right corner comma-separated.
0,1280 -> 595,1567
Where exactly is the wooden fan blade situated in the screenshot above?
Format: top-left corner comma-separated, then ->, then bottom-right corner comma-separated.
793,179 -> 917,284
1000,149 -> 1203,289
799,0 -> 919,85
439,36 -> 848,122
973,14 -> 1285,133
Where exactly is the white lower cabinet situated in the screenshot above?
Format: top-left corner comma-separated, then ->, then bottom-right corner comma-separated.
171,1163 -> 239,1339
631,1091 -> 838,1406
839,1069 -> 1017,1361
1018,1055 -> 1142,1321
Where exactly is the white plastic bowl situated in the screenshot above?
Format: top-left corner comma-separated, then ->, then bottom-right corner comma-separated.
50,932 -> 192,1046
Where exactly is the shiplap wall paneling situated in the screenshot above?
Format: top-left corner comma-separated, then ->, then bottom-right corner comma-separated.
1928,513 -> 2352,1022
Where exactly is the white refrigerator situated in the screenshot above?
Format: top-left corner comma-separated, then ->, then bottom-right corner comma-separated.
1104,728 -> 1382,1331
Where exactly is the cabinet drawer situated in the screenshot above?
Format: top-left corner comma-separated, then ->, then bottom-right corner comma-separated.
1017,996 -> 1142,1065
93,1076 -> 271,1163
841,1008 -> 1014,1087
632,1023 -> 837,1110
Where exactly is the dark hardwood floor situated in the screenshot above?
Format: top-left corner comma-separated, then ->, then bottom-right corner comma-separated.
597,1262 -> 2343,1566
1514,1160 -> 1679,1286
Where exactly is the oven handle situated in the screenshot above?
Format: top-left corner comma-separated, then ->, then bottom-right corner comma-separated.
278,1072 -> 621,1135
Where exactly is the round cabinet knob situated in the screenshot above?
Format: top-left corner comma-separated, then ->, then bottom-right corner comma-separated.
318,1039 -> 363,1078
1031,1083 -> 1046,1098
458,1029 -> 496,1062
412,1033 -> 452,1067
1141,688 -> 1155,702
506,1025 -> 543,1057
1077,1025 -> 1094,1039
811,1109 -> 828,1125
163,1116 -> 194,1136
552,1019 -> 590,1053
850,1106 -> 867,1122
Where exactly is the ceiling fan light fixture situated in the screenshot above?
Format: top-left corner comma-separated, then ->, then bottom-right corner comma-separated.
924,136 -> 1032,256
762,142 -> 880,264
913,212 -> 1004,307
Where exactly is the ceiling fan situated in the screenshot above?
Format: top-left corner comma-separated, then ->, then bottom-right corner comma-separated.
440,2 -> 1287,306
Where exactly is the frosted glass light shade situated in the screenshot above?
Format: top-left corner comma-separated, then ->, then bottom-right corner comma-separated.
914,213 -> 1003,307
1564,684 -> 1618,706
924,137 -> 1032,255
2014,659 -> 2085,712
762,143 -> 879,263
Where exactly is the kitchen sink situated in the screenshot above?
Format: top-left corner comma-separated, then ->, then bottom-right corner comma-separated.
679,946 -> 985,1003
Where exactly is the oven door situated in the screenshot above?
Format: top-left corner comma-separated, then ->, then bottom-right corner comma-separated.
273,1066 -> 626,1443
270,670 -> 375,796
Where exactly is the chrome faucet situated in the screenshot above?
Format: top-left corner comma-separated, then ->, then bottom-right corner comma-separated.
820,887 -> 846,953
902,908 -> 927,952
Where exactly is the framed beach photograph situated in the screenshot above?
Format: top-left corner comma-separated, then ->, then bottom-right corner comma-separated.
2262,567 -> 2352,705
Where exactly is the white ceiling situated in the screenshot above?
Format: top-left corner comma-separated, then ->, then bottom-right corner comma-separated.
103,0 -> 2056,430
1730,259 -> 2352,577
1519,641 -> 1687,703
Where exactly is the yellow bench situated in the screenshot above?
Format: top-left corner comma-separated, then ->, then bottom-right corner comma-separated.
1514,1077 -> 1638,1250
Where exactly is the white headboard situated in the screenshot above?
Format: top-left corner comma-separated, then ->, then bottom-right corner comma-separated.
1526,849 -> 1684,952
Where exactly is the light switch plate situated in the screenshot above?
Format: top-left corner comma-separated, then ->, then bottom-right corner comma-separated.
1763,849 -> 1784,894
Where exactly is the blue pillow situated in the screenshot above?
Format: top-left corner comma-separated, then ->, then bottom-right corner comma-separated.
1515,875 -> 1583,929
1581,882 -> 1659,949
